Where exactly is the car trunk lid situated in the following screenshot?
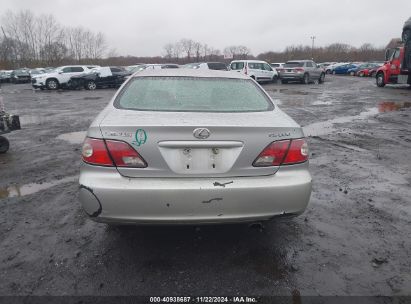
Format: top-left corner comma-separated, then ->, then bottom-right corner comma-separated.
99,109 -> 303,178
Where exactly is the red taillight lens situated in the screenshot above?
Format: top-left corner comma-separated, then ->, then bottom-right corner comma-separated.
82,138 -> 113,166
277,68 -> 284,72
283,139 -> 309,165
295,68 -> 304,73
253,139 -> 309,167
105,140 -> 147,168
81,138 -> 147,168
253,140 -> 290,167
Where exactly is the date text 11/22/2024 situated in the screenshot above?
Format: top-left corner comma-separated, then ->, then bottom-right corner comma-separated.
149,296 -> 258,303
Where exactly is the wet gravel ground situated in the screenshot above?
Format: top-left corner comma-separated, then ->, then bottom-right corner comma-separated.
0,76 -> 410,296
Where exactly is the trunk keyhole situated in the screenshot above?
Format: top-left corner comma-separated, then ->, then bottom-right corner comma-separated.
186,164 -> 190,169
212,164 -> 216,169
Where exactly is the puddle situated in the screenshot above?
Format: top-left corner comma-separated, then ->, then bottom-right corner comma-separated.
0,176 -> 78,199
57,131 -> 87,144
378,101 -> 411,112
277,89 -> 312,96
303,108 -> 379,137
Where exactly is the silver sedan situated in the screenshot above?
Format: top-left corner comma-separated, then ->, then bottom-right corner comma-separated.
79,69 -> 312,224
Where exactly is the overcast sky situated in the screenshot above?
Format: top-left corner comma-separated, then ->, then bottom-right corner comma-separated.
2,0 -> 411,57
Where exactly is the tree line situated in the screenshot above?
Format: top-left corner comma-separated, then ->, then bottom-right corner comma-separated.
0,9 -> 389,69
0,10 -> 106,69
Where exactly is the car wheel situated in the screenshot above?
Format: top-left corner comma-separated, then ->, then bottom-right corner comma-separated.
272,75 -> 278,84
318,73 -> 325,84
325,69 -> 331,74
0,136 -> 10,154
86,80 -> 97,90
402,29 -> 411,44
350,71 -> 355,76
302,73 -> 309,84
46,79 -> 59,90
376,72 -> 385,87
281,79 -> 288,84
359,72 -> 364,77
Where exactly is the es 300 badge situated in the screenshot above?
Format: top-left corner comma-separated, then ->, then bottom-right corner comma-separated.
133,129 -> 147,146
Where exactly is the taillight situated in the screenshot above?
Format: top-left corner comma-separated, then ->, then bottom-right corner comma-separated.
283,139 -> 309,165
294,68 -> 304,73
105,140 -> 147,168
82,138 -> 113,166
253,139 -> 308,167
82,137 -> 147,168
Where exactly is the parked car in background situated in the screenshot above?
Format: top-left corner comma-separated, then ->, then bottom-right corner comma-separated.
277,60 -> 325,84
270,63 -> 285,69
69,66 -> 131,90
79,69 -> 312,224
131,64 -> 180,73
29,68 -> 46,78
230,60 -> 278,83
11,69 -> 31,84
126,64 -> 145,71
318,62 -> 336,69
31,65 -> 99,90
186,62 -> 228,70
347,63 -> 374,76
0,70 -> 13,83
355,63 -> 383,77
325,62 -> 347,74
331,63 -> 359,75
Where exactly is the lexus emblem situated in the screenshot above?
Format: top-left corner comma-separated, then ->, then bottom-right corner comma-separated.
193,128 -> 210,139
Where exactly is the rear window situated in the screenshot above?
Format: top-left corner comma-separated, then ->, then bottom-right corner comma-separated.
207,63 -> 228,70
284,62 -> 304,68
115,77 -> 273,113
230,62 -> 244,70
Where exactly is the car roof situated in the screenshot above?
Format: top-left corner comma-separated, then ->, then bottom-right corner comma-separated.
133,68 -> 249,79
231,60 -> 267,63
286,60 -> 312,62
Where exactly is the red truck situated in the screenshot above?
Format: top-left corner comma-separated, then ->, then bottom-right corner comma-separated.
376,17 -> 411,87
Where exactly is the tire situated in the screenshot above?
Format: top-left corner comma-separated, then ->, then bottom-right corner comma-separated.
318,73 -> 325,84
302,73 -> 309,84
85,80 -> 97,90
350,71 -> 355,76
326,69 -> 331,74
46,79 -> 59,90
359,72 -> 364,77
402,29 -> 411,44
272,75 -> 278,84
376,72 -> 385,87
281,79 -> 288,84
0,136 -> 10,154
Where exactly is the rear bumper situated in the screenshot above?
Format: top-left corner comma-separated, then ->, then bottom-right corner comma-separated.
79,163 -> 312,225
279,73 -> 304,80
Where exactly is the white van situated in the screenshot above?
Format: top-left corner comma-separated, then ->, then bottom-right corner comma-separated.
230,60 -> 278,83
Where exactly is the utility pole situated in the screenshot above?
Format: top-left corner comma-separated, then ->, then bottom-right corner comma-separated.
310,36 -> 316,60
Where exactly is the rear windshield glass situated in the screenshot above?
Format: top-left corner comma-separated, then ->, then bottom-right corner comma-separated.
115,77 -> 273,112
207,63 -> 228,70
284,62 -> 304,67
230,62 -> 244,70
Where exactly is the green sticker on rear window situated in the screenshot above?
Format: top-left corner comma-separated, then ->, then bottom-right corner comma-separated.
133,129 -> 147,146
